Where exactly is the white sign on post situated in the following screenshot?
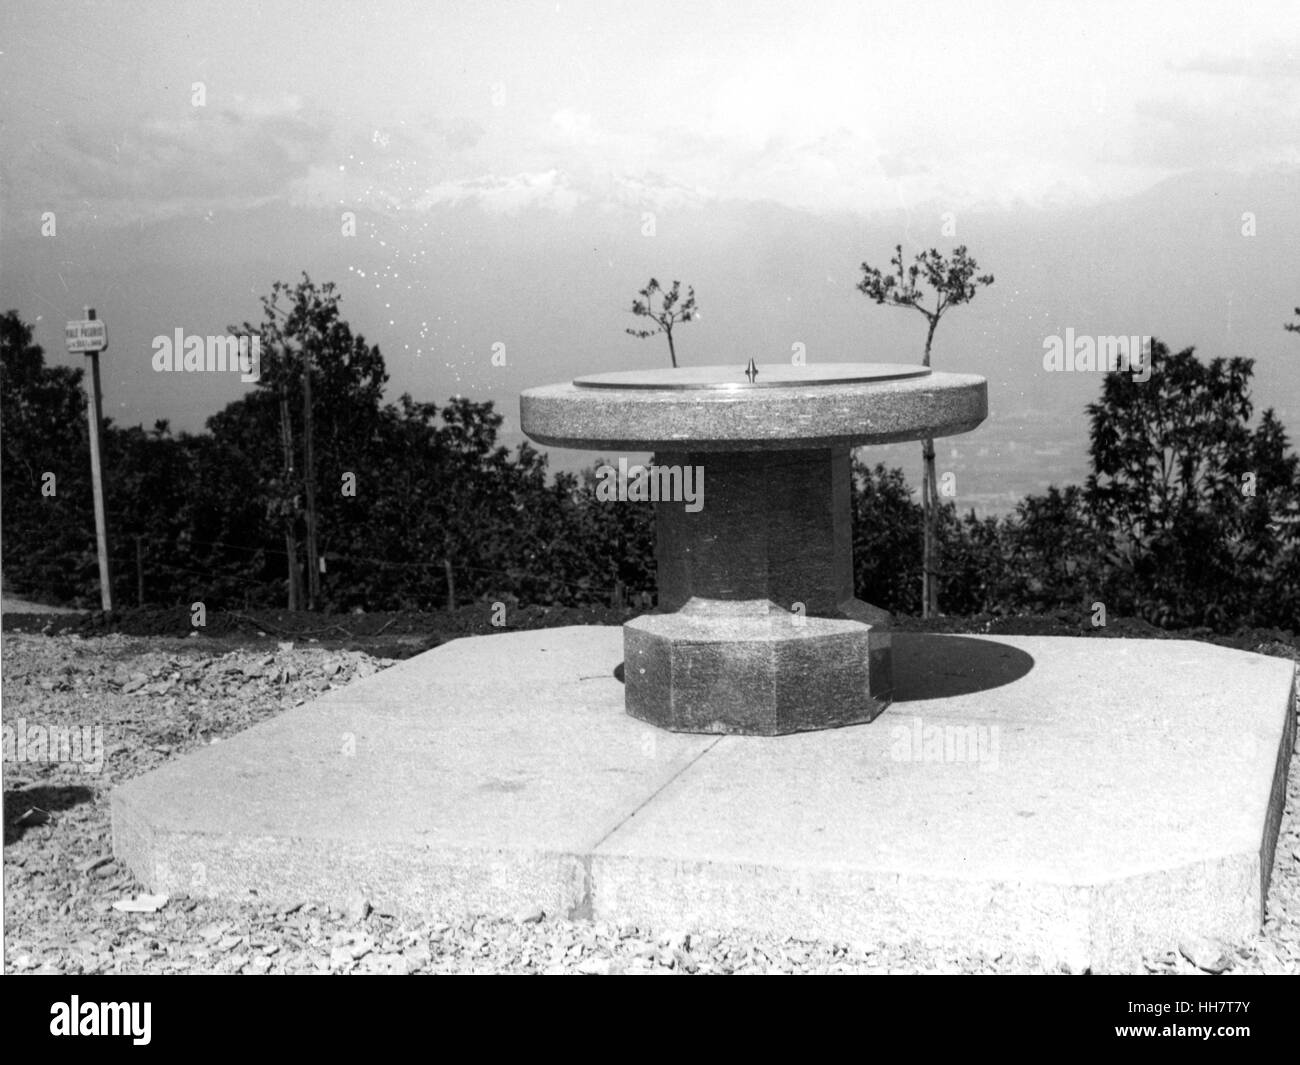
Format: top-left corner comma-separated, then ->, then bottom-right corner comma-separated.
66,319 -> 108,353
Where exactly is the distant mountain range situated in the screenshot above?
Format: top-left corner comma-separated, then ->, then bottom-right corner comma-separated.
5,166 -> 1297,522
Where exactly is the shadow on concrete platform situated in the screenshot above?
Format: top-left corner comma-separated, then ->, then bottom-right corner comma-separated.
893,633 -> 1035,701
611,631 -> 1035,701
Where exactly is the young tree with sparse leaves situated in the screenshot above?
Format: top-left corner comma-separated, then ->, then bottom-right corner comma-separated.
857,245 -> 993,617
626,278 -> 696,368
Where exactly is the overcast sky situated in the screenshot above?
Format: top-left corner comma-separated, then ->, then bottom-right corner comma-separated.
7,1 -> 1298,218
2,0 -> 1298,504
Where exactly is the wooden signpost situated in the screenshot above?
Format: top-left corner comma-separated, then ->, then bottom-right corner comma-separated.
66,307 -> 114,611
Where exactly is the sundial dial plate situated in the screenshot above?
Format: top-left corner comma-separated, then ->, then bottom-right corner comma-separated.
573,363 -> 931,390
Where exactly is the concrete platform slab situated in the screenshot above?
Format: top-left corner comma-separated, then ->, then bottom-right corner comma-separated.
112,628 -> 714,917
112,626 -> 1295,970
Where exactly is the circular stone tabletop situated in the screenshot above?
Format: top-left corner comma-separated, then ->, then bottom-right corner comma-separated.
522,362 -> 987,451
574,362 -> 929,390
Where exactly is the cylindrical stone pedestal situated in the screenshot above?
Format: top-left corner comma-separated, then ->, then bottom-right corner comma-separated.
623,446 -> 891,734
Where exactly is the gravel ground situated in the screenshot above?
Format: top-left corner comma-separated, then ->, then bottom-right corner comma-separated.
3,632 -> 1299,975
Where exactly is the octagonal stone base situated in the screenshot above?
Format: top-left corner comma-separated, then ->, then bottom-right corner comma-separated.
624,598 -> 891,735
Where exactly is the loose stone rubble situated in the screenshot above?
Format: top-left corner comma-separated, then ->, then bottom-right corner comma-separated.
3,633 -> 1298,975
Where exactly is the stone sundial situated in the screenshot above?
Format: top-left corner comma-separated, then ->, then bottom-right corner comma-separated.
112,358 -> 1294,966
521,361 -> 987,735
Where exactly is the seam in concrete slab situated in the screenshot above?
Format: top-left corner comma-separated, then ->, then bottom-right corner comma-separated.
572,737 -> 723,918
594,738 -> 724,852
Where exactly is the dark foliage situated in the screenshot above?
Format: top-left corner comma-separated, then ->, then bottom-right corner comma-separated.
5,302 -> 1297,634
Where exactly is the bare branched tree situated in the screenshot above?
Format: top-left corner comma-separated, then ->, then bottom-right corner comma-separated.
626,278 -> 696,368
858,245 -> 994,617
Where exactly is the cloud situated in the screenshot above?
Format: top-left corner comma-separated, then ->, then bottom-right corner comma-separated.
1,95 -> 333,225
1,94 -> 502,227
12,53 -> 1297,232
1130,41 -> 1300,170
299,104 -> 1179,220
1131,95 -> 1300,170
412,170 -> 586,214
549,108 -> 598,144
414,115 -> 486,152
1172,41 -> 1300,80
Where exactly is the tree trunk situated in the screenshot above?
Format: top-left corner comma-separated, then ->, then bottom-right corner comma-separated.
279,387 -> 301,611
921,319 -> 939,618
285,534 -> 301,610
922,438 -> 938,617
444,557 -> 455,613
135,536 -> 145,607
302,344 -> 320,609
666,330 -> 677,369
